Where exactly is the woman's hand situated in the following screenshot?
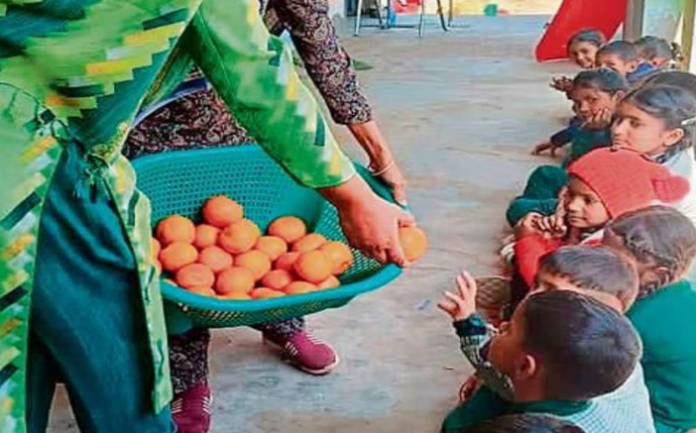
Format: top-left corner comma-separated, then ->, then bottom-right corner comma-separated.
319,175 -> 415,266
349,121 -> 409,206
438,270 -> 478,322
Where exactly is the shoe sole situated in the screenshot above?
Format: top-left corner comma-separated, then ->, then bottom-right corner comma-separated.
263,339 -> 341,376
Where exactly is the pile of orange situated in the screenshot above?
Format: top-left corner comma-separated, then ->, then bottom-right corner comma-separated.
152,195 -> 427,300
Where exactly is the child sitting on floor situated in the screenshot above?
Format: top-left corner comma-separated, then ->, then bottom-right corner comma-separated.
635,36 -> 683,70
532,68 -> 626,168
440,246 -> 655,433
464,414 -> 586,433
603,206 -> 696,433
513,147 -> 689,289
596,40 -> 656,84
438,289 -> 643,433
550,29 -> 606,94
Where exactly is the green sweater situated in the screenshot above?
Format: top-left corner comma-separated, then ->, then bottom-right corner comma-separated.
628,280 -> 696,433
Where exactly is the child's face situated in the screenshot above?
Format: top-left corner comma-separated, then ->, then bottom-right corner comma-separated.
612,101 -> 684,156
569,41 -> 599,69
562,177 -> 611,229
487,301 -> 532,381
597,53 -> 638,77
570,86 -> 619,122
533,271 -> 625,312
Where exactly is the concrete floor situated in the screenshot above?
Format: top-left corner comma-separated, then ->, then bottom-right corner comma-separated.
49,16 -> 576,433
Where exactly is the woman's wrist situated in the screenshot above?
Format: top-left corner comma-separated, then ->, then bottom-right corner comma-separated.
317,175 -> 373,208
348,120 -> 393,168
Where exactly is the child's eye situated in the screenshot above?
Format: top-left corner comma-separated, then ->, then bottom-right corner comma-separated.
630,119 -> 641,128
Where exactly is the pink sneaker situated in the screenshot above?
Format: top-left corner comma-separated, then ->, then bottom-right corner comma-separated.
171,383 -> 212,433
265,330 -> 340,375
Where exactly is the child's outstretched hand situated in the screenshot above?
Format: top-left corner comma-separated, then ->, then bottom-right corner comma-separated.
550,76 -> 573,93
583,108 -> 613,130
532,141 -> 560,157
438,270 -> 478,322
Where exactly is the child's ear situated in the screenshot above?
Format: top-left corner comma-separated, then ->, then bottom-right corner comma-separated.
518,354 -> 538,380
654,265 -> 673,286
613,90 -> 626,102
628,60 -> 639,72
663,127 -> 685,148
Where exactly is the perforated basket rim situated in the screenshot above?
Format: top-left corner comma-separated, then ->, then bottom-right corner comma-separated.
132,146 -> 404,312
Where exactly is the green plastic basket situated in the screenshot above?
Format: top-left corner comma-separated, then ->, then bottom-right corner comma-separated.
132,146 -> 403,331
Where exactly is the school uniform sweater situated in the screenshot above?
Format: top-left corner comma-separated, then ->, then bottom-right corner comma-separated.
627,280 -> 696,433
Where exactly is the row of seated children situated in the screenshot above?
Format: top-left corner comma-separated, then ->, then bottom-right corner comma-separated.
434,30 -> 696,433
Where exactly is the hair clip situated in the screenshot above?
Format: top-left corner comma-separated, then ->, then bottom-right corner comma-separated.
681,117 -> 696,127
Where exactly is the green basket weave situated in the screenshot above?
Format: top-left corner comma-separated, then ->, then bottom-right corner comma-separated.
132,146 -> 403,331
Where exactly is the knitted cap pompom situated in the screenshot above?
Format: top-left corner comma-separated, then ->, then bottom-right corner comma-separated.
653,175 -> 690,204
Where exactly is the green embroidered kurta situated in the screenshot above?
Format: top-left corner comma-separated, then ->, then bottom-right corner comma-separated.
0,1 -> 356,431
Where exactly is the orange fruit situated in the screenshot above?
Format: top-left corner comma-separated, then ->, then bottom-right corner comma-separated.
320,241 -> 354,275
218,292 -> 252,300
201,195 -> 244,228
194,224 -> 220,249
198,246 -> 233,274
284,281 -> 317,295
175,263 -> 215,289
255,236 -> 288,261
399,226 -> 428,262
294,250 -> 333,283
155,215 -> 196,246
187,286 -> 217,297
260,269 -> 294,291
274,252 -> 300,272
267,216 -> 307,243
250,288 -> 285,299
215,267 -> 255,295
151,238 -> 161,259
159,242 -> 198,272
317,275 -> 341,290
292,233 -> 327,253
235,250 -> 272,281
218,219 -> 261,254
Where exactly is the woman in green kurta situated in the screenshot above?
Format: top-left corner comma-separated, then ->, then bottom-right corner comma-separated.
0,1 -> 413,432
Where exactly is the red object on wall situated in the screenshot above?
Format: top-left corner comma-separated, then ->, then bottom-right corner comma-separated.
535,0 -> 628,62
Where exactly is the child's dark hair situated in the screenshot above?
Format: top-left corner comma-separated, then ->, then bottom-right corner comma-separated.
567,29 -> 606,51
573,68 -> 628,94
521,290 -> 641,400
606,205 -> 696,297
538,246 -> 639,310
635,36 -> 684,66
622,83 -> 696,155
464,414 -> 586,433
643,71 -> 696,99
597,41 -> 639,62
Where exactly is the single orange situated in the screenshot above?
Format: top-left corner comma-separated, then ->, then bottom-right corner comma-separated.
274,252 -> 300,272
215,266 -> 255,295
319,241 -> 354,275
218,292 -> 252,300
255,236 -> 288,261
250,287 -> 285,299
317,275 -> 341,290
187,286 -> 217,297
218,219 -> 261,254
284,281 -> 317,295
294,250 -> 333,283
267,216 -> 307,243
176,263 -> 215,289
194,224 -> 220,249
399,226 -> 428,262
260,269 -> 294,291
201,195 -> 244,228
159,242 -> 198,272
155,215 -> 196,246
151,238 -> 161,259
198,246 -> 233,274
235,250 -> 272,281
291,233 -> 327,253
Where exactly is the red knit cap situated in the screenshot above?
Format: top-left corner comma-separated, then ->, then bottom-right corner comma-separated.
567,148 -> 690,218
